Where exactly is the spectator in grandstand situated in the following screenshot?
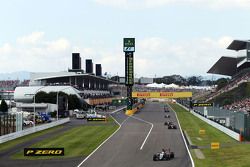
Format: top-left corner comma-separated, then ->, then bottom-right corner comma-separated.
224,98 -> 250,112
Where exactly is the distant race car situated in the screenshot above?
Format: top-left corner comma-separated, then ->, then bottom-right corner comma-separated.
164,105 -> 169,112
164,115 -> 170,118
164,109 -> 169,112
153,149 -> 174,161
164,121 -> 173,126
168,124 -> 177,129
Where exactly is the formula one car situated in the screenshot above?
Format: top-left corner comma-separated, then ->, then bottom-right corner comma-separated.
168,124 -> 177,129
164,115 -> 170,118
153,149 -> 174,161
164,108 -> 169,112
164,121 -> 172,126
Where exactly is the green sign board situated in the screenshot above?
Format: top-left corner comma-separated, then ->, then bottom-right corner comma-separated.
123,38 -> 135,52
125,52 -> 134,86
192,103 -> 213,107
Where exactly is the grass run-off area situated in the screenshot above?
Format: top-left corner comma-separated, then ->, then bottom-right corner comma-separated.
13,120 -> 119,159
169,103 -> 250,167
0,125 -> 63,152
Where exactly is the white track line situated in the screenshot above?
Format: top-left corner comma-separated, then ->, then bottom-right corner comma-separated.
110,106 -> 126,114
130,115 -> 154,150
167,103 -> 195,167
121,116 -> 130,126
76,108 -> 125,167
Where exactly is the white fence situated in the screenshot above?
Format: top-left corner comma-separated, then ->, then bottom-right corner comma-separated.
177,103 -> 241,141
0,118 -> 70,144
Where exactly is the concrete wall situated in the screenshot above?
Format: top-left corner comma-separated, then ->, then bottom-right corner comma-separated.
178,103 -> 241,141
0,118 -> 69,144
195,106 -> 245,135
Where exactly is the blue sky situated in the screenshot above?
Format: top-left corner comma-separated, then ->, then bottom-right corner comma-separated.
0,0 -> 250,78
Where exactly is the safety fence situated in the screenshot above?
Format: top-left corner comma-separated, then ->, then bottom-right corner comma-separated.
0,114 -> 16,136
177,102 -> 242,141
0,118 -> 69,144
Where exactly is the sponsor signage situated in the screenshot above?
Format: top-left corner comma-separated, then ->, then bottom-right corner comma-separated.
87,118 -> 106,121
125,52 -> 134,86
199,129 -> 206,135
123,38 -> 135,52
132,92 -> 192,98
192,103 -> 213,107
211,142 -> 220,149
24,148 -> 64,156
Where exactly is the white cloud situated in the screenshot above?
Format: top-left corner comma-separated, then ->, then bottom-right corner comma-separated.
45,38 -> 70,52
134,36 -> 236,77
94,0 -> 128,7
73,36 -> 236,78
0,43 -> 12,54
17,32 -> 45,45
217,36 -> 234,48
0,32 -> 72,73
0,32 -> 238,78
93,0 -> 250,9
202,0 -> 250,9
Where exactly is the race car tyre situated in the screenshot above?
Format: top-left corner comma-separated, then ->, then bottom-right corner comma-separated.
153,154 -> 159,161
164,154 -> 170,160
170,152 -> 174,158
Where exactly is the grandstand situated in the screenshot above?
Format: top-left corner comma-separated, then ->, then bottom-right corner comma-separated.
13,53 -> 119,106
207,39 -> 250,112
0,80 -> 30,100
0,80 -> 29,91
224,98 -> 250,112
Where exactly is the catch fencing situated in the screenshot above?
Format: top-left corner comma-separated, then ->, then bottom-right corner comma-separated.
0,118 -> 69,144
178,100 -> 250,140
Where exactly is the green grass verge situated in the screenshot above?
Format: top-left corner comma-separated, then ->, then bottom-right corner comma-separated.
169,103 -> 250,167
0,125 -> 63,152
13,120 -> 119,159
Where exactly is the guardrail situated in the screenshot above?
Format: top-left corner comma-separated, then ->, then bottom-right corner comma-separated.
177,103 -> 241,141
0,118 -> 70,144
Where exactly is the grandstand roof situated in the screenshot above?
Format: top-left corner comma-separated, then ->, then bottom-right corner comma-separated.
227,40 -> 250,51
207,56 -> 245,76
14,86 -> 81,102
32,72 -> 115,83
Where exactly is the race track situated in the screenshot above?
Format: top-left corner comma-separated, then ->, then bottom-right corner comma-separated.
78,101 -> 192,167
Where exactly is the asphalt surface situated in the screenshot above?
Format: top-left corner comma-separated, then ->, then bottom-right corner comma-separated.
0,103 -> 192,167
78,101 -> 192,167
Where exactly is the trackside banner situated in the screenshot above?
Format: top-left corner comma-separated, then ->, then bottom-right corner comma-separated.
132,92 -> 192,98
24,148 -> 64,156
87,118 -> 106,121
192,103 -> 213,107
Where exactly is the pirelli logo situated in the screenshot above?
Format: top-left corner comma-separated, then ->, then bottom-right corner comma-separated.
160,92 -> 174,97
137,92 -> 150,97
24,148 -> 64,156
132,92 -> 192,98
